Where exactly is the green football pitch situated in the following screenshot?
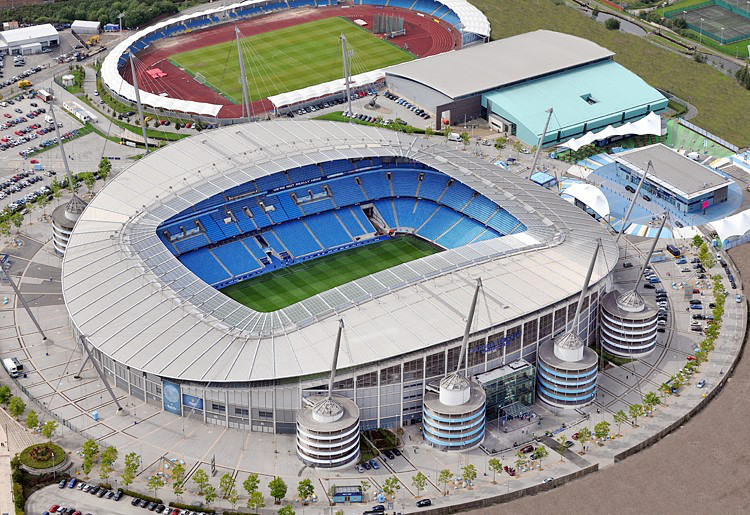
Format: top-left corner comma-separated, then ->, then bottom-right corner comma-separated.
169,17 -> 414,103
220,236 -> 441,312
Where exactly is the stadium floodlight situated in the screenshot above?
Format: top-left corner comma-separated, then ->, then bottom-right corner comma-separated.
129,51 -> 150,154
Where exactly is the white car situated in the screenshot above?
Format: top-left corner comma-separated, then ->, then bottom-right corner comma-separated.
690,320 -> 702,327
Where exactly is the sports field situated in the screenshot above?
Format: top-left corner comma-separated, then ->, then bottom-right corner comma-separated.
220,236 -> 440,312
169,17 -> 414,103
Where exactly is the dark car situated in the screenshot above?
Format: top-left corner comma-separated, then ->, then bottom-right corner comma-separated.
114,490 -> 123,501
657,327 -> 666,333
106,490 -> 115,499
393,448 -> 402,456
148,502 -> 158,511
97,488 -> 107,497
564,440 -> 574,448
625,185 -> 636,193
139,499 -> 150,508
643,283 -> 655,289
642,194 -> 651,201
521,445 -> 534,454
89,486 -> 99,495
131,498 -> 141,506
58,479 -> 66,488
416,499 -> 432,507
155,505 -> 166,513
383,450 -> 395,460
362,461 -> 372,470
371,506 -> 385,512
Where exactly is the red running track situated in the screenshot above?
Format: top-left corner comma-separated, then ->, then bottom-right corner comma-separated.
121,5 -> 461,119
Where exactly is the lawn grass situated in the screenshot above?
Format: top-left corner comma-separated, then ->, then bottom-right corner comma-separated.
18,442 -> 66,469
469,0 -> 750,147
170,17 -> 414,103
220,235 -> 440,312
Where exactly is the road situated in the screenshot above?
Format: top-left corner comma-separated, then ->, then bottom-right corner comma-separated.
471,243 -> 750,515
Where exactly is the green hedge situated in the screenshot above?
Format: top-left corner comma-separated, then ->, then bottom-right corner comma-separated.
120,488 -> 162,504
18,443 -> 66,469
169,501 -> 215,513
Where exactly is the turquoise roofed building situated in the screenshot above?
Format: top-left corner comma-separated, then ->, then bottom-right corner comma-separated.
481,60 -> 667,148
384,30 -> 668,147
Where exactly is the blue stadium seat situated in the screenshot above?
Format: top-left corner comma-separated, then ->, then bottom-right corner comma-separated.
439,182 -> 474,211
272,220 -> 321,257
198,215 -> 224,243
210,211 -> 242,239
486,209 -> 521,235
212,241 -> 262,276
417,172 -> 449,201
393,198 -> 439,229
174,234 -> 210,254
243,235 -> 272,262
417,207 -> 462,241
390,169 -> 420,197
249,205 -> 273,229
336,208 -> 366,236
352,207 -> 374,232
360,171 -> 391,199
272,191 -> 304,219
373,199 -> 396,228
256,173 -> 290,192
233,209 -> 257,233
179,248 -> 230,284
472,229 -> 502,244
462,195 -> 497,222
288,164 -> 321,183
299,197 -> 335,215
436,217 -> 485,248
262,196 -> 290,225
307,212 -> 352,248
327,176 -> 367,206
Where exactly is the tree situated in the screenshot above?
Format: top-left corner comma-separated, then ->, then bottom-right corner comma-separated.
37,194 -> 50,216
81,438 -> 99,476
577,427 -> 592,454
462,464 -> 477,484
532,446 -> 549,470
424,127 -> 434,138
121,452 -> 140,488
297,478 -> 314,504
100,445 -> 118,480
25,410 -> 38,430
98,156 -> 111,182
514,450 -> 526,474
494,137 -> 507,149
50,181 -> 62,205
692,234 -> 703,247
147,474 -> 165,498
193,469 -> 210,495
411,471 -> 427,498
220,472 -> 236,499
594,421 -> 611,444
41,420 -> 57,441
644,391 -> 661,415
0,220 -> 10,241
629,403 -> 643,426
512,140 -> 523,154
204,484 -> 217,506
10,212 -> 23,233
459,131 -> 470,146
82,172 -> 96,195
228,488 -> 240,510
556,435 -> 567,461
613,410 -> 628,436
171,462 -> 186,498
247,490 -> 265,513
243,472 -> 260,494
488,458 -> 502,483
382,476 -> 401,498
360,479 -> 370,500
8,396 -> 25,419
605,18 -> 621,30
437,469 -> 453,496
269,476 -> 287,504
277,506 -> 295,515
0,385 -> 10,405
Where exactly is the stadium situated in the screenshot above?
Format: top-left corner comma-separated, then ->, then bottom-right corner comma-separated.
61,120 -> 618,435
99,0 -> 489,121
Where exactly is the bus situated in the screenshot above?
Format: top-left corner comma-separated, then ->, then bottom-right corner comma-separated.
2,357 -> 18,378
666,244 -> 680,258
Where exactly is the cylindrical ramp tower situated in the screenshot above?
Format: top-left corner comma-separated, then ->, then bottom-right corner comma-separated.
600,290 -> 658,359
422,373 -> 486,451
536,333 -> 598,409
296,395 -> 360,469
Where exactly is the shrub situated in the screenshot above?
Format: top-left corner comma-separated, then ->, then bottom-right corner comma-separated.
605,18 -> 620,30
119,489 -> 162,504
168,501 -> 215,513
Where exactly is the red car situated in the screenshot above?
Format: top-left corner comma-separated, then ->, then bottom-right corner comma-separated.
30,159 -> 38,163
49,505 -> 59,512
572,432 -> 580,440
521,445 -> 534,454
687,355 -> 696,361
14,130 -> 22,136
3,113 -> 10,118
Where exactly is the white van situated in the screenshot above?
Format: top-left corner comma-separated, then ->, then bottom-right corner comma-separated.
448,132 -> 461,142
45,115 -> 54,124
2,357 -> 18,378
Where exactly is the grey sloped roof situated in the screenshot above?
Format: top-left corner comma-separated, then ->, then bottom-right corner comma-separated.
384,30 -> 615,99
61,120 -> 618,383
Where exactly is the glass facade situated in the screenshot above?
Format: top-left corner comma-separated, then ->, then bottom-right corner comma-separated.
477,361 -> 536,421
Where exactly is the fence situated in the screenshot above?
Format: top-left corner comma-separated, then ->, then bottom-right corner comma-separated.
678,119 -> 740,152
665,0 -> 750,44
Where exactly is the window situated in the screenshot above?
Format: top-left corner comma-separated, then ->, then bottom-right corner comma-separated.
234,407 -> 249,416
357,372 -> 377,388
554,307 -> 567,333
447,346 -> 461,373
211,403 -> 225,413
425,352 -> 444,378
523,319 -> 537,347
258,410 -> 273,419
539,313 -> 553,339
380,365 -> 401,386
403,359 -> 423,382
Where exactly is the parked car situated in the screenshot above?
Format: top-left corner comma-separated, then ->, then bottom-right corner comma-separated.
625,185 -> 636,193
521,445 -> 534,454
416,499 -> 432,507
369,459 -> 380,470
697,379 -> 706,388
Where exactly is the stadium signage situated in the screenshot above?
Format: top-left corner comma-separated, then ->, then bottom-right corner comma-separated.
470,330 -> 522,353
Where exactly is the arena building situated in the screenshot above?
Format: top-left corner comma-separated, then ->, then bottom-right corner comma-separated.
384,30 -> 668,145
61,120 -> 618,435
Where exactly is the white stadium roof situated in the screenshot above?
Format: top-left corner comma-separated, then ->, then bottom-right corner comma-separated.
62,121 -> 618,383
101,0 -> 489,117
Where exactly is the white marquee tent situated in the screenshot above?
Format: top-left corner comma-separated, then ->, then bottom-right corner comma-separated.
559,112 -> 662,152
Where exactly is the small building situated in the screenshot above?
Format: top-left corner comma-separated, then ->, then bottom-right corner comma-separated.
0,24 -> 58,55
63,100 -> 97,124
61,74 -> 75,87
530,171 -> 557,190
331,486 -> 363,504
104,23 -> 120,32
71,20 -> 101,35
609,144 -> 733,214
476,360 -> 535,422
3,21 -> 19,31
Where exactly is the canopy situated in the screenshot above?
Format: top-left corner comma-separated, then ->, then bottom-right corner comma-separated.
710,208 -> 750,245
268,71 -> 385,109
561,182 -> 610,219
559,112 -> 662,152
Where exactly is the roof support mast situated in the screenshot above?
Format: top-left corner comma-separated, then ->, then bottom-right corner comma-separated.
327,319 -> 345,399
49,104 -> 76,196
632,213 -> 667,293
529,108 -> 553,184
235,26 -> 251,122
569,238 -> 601,334
340,33 -> 353,121
129,51 -> 150,154
615,160 -> 652,242
454,278 -> 482,375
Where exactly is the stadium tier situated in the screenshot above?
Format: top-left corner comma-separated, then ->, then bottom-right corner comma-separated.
158,160 -> 522,287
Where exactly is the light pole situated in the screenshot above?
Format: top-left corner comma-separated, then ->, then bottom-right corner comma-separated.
721,27 -> 725,45
700,18 -> 704,45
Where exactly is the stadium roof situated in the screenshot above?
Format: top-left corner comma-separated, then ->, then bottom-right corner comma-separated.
615,144 -> 732,199
384,30 -> 615,99
482,60 -> 666,141
62,121 -> 618,383
0,24 -> 57,45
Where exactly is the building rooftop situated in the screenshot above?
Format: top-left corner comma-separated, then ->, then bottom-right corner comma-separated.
61,121 -> 618,383
476,359 -> 532,384
615,144 -> 732,199
71,20 -> 101,30
0,24 -> 57,45
482,60 -> 666,142
384,30 -> 615,100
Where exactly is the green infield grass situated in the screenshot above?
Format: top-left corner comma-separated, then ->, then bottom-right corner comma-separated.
220,235 -> 440,312
169,17 -> 414,102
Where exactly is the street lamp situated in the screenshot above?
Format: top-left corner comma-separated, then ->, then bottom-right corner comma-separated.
700,18 -> 704,45
721,27 -> 725,45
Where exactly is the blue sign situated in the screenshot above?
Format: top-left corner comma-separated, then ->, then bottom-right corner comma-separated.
182,393 -> 203,411
162,380 -> 181,415
470,331 -> 522,354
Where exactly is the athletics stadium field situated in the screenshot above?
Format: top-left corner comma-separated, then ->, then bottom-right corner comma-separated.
220,236 -> 440,312
169,17 -> 414,103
